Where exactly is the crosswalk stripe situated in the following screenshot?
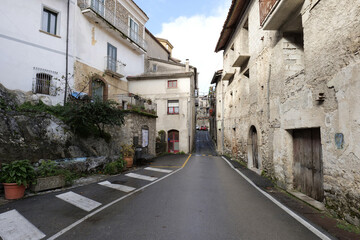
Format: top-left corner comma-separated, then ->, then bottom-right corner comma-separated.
98,181 -> 136,193
144,167 -> 173,173
0,209 -> 46,240
56,191 -> 101,212
125,173 -> 158,181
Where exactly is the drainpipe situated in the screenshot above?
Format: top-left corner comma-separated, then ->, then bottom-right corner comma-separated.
64,0 -> 70,104
221,76 -> 224,154
267,64 -> 272,121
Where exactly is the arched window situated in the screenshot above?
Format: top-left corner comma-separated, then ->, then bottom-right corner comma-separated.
168,130 -> 179,153
91,79 -> 105,100
35,73 -> 52,95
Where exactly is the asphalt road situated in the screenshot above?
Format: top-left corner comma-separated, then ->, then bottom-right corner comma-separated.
0,130 -> 327,240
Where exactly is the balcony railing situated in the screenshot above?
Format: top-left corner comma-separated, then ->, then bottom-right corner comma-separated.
78,0 -> 147,51
104,56 -> 125,78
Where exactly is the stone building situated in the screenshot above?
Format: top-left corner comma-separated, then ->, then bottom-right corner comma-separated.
196,95 -> 210,129
215,0 -> 360,225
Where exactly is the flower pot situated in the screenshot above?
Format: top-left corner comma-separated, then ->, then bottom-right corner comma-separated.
3,183 -> 26,200
124,157 -> 133,168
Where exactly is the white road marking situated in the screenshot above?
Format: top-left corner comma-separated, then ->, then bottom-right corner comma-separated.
125,173 -> 158,181
56,191 -> 101,212
221,156 -> 333,240
48,167 -> 183,240
0,209 -> 45,240
98,181 -> 135,193
144,167 -> 173,173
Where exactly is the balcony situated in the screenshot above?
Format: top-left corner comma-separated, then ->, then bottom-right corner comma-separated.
116,93 -> 157,117
104,56 -> 125,79
232,54 -> 250,68
78,0 -> 147,53
261,0 -> 305,30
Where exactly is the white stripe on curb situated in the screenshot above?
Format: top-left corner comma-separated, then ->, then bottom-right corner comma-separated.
0,209 -> 46,240
98,181 -> 136,193
144,167 -> 173,173
125,173 -> 158,181
56,191 -> 101,212
221,156 -> 333,240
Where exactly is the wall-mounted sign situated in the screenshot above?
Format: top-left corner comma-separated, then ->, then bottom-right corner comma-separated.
142,129 -> 149,147
335,133 -> 344,149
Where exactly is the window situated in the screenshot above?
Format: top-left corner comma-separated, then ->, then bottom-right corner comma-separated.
129,18 -> 139,43
35,73 -> 52,95
42,8 -> 58,35
168,100 -> 179,114
107,43 -> 117,72
152,64 -> 157,72
168,80 -> 177,88
91,0 -> 104,16
91,79 -> 105,100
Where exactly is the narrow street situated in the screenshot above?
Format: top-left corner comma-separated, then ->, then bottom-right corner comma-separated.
0,131 -> 336,240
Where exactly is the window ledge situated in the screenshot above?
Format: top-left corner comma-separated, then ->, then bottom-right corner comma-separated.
39,30 -> 61,38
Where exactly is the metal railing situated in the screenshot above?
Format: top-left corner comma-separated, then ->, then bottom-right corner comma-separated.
104,56 -> 126,76
78,0 -> 147,50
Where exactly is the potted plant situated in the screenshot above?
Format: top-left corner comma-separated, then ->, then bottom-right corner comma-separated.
0,160 -> 36,199
31,160 -> 66,192
121,144 -> 135,168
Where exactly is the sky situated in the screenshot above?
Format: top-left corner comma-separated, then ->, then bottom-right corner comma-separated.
134,0 -> 231,95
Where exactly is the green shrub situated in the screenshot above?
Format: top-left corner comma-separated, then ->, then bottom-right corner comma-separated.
37,160 -> 60,177
0,160 -> 36,186
104,158 -> 126,175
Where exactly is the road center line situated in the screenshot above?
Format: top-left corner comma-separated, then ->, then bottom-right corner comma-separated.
221,156 -> 333,240
48,167 -> 183,240
181,154 -> 192,168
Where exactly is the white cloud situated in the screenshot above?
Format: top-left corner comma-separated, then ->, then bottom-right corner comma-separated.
156,1 -> 230,95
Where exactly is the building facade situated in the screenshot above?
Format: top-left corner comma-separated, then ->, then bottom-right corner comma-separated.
215,0 -> 360,225
0,0 -> 76,105
74,0 -> 148,101
196,95 -> 210,129
128,57 -> 197,153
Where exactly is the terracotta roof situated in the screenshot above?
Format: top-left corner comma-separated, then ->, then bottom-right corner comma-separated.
215,0 -> 250,52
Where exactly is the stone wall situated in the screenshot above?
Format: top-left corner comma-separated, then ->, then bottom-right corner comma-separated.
0,84 -> 156,165
217,0 -> 360,225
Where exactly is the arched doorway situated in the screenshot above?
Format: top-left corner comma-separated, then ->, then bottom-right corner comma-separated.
248,126 -> 259,169
168,130 -> 179,153
89,75 -> 108,101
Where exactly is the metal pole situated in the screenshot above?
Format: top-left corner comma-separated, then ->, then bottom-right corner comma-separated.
64,0 -> 70,104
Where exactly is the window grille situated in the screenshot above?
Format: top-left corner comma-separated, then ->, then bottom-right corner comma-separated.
35,73 -> 52,95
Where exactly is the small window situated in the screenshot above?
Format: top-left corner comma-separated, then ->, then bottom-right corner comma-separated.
152,64 -> 157,72
42,8 -> 58,35
168,100 -> 179,114
35,73 -> 52,95
168,80 -> 177,88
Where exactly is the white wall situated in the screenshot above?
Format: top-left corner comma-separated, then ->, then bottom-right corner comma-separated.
129,77 -> 193,152
0,0 -> 75,105
74,2 -> 145,78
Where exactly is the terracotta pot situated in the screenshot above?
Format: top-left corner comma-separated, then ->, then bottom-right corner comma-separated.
3,183 -> 26,200
124,157 -> 133,168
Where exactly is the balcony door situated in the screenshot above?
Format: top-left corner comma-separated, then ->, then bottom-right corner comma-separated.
107,43 -> 117,72
91,0 -> 104,16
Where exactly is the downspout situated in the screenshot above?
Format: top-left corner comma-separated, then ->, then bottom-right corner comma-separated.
267,64 -> 271,121
64,0 -> 70,104
221,77 -> 224,154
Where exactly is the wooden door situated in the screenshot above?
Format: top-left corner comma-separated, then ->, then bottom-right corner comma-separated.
293,128 -> 323,201
251,127 -> 259,168
168,131 -> 179,153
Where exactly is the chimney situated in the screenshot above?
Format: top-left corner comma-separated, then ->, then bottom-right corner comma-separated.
185,59 -> 189,72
